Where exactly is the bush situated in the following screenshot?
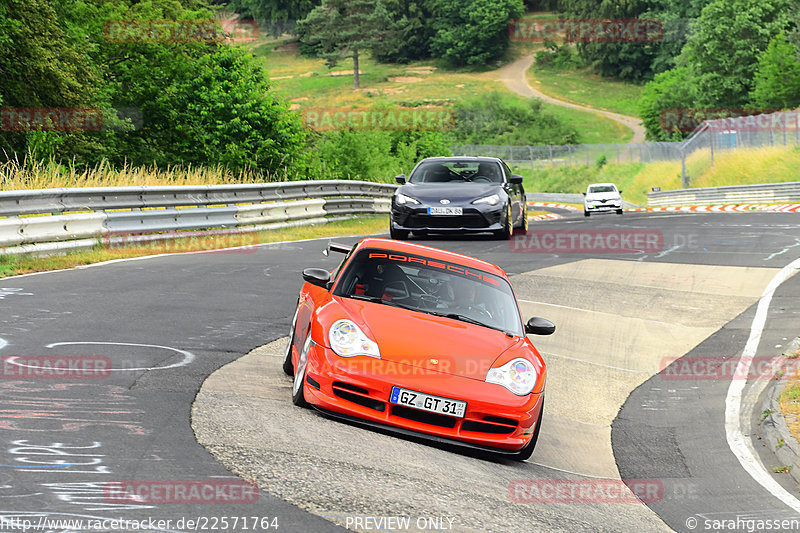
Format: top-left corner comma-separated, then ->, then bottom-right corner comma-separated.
449,92 -> 578,145
535,42 -> 581,70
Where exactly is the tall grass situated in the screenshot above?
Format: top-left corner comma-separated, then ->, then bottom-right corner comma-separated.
0,158 -> 277,190
516,145 -> 800,206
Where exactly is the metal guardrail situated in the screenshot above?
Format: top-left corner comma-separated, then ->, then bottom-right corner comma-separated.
647,182 -> 800,207
0,181 -> 396,256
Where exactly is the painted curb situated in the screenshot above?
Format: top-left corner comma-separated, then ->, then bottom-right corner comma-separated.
759,337 -> 800,484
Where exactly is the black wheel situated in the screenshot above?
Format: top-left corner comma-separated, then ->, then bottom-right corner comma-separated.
291,332 -> 312,407
584,211 -> 590,217
494,204 -> 513,240
514,398 -> 544,461
390,224 -> 409,240
616,208 -> 623,215
282,306 -> 299,376
514,203 -> 528,234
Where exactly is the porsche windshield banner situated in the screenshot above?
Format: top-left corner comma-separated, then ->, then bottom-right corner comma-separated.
365,250 -> 502,288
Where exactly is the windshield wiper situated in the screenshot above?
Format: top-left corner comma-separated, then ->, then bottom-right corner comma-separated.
427,311 -> 503,332
345,294 -> 422,313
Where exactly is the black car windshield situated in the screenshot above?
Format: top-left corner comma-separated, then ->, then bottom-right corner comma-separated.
408,160 -> 503,184
588,185 -> 617,193
333,248 -> 523,336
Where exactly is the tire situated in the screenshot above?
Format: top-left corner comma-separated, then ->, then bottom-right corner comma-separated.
292,332 -> 312,407
584,211 -> 590,217
616,209 -> 624,215
515,203 -> 528,234
494,204 -> 513,240
514,398 -> 544,461
282,306 -> 299,376
390,224 -> 409,240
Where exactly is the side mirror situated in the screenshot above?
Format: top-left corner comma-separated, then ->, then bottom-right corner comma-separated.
395,174 -> 406,184
525,317 -> 555,336
618,189 -> 623,194
510,174 -> 523,184
303,268 -> 331,288
581,192 -> 587,196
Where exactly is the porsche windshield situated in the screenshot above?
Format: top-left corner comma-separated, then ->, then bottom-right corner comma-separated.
408,160 -> 503,184
333,248 -> 523,335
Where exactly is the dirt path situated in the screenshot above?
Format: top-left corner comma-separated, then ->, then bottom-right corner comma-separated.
491,55 -> 646,143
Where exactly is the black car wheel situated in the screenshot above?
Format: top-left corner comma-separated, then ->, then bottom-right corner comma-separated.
584,211 -> 590,217
494,204 -> 513,240
616,208 -> 624,215
515,203 -> 528,234
282,306 -> 299,376
292,332 -> 312,407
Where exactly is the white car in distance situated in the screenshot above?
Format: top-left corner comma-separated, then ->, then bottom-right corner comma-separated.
583,183 -> 623,217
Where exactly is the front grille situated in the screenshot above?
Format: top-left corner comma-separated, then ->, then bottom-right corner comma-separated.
391,405 -> 457,428
483,415 -> 517,426
332,382 -> 385,411
462,420 -> 516,434
406,214 -> 488,229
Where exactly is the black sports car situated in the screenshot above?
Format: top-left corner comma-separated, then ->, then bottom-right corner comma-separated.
389,157 -> 528,240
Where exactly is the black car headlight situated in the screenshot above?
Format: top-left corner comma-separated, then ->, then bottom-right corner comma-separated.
472,194 -> 500,206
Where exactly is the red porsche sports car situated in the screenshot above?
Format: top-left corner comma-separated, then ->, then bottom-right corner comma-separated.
283,237 -> 553,460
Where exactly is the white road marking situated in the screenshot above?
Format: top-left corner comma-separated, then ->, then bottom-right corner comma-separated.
541,351 -> 655,375
725,256 -> 800,513
41,341 -> 195,372
0,338 -> 6,352
0,233 -> 382,281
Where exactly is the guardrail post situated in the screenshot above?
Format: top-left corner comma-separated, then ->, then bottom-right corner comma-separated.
681,150 -> 688,189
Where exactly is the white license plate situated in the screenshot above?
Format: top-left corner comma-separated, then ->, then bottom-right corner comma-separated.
427,207 -> 463,216
390,387 -> 467,418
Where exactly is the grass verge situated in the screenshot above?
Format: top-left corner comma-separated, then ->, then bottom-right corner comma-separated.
779,346 -> 800,446
515,145 -> 800,206
528,64 -> 645,117
0,216 -> 388,278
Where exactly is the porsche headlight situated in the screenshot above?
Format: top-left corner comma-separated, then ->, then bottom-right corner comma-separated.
395,193 -> 420,206
473,194 -> 500,206
329,319 -> 381,358
486,358 -> 537,395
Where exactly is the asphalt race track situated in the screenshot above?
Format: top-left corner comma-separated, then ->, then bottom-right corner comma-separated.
1,210 -> 800,532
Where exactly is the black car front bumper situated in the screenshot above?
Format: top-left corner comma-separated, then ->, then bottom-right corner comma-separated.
391,204 -> 505,234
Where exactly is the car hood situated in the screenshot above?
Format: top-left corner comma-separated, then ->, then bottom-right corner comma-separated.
398,183 -> 501,204
334,297 -> 521,380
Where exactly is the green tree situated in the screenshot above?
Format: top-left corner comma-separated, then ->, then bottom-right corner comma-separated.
681,0 -> 791,108
559,0 -> 658,81
373,0 -> 437,63
750,32 -> 800,110
429,0 -> 525,67
298,0 -> 392,89
0,0 -> 106,160
229,0 -> 320,35
638,67 -> 696,140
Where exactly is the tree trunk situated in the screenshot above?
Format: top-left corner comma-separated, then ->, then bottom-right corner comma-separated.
353,48 -> 360,89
